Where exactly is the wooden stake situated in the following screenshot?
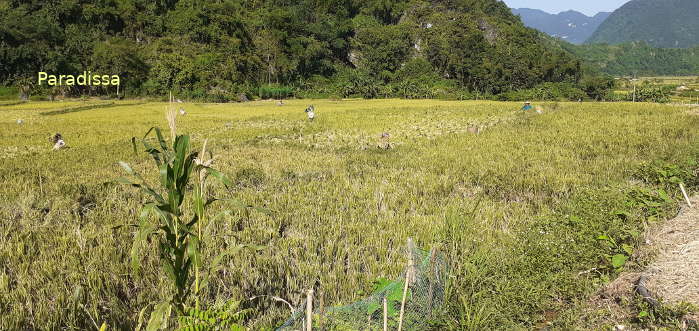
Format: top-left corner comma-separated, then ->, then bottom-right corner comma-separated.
306,289 -> 313,331
383,297 -> 388,331
680,183 -> 693,208
398,238 -> 415,331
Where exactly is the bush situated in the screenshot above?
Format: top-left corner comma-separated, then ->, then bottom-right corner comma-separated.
0,86 -> 18,100
258,85 -> 294,99
497,82 -> 587,101
580,76 -> 616,100
604,91 -> 628,102
633,87 -> 670,103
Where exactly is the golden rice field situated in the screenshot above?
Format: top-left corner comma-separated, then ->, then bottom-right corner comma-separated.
0,99 -> 698,330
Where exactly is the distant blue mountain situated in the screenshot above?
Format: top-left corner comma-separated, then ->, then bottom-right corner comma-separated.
511,8 -> 611,45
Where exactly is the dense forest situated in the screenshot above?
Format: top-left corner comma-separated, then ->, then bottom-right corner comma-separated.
0,0 -> 593,101
563,42 -> 699,77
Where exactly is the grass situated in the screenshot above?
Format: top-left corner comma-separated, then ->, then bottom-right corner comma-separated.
0,99 -> 697,329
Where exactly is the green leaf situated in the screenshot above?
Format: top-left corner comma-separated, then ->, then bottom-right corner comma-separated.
611,254 -> 628,268
162,259 -> 177,283
159,163 -> 169,188
187,237 -> 200,269
116,177 -> 137,185
135,303 -> 151,331
621,244 -> 634,256
387,282 -> 405,302
154,127 -> 168,151
372,278 -> 392,292
173,135 -> 190,177
367,302 -> 381,315
146,302 -> 172,331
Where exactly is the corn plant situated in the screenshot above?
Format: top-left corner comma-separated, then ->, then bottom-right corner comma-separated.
119,109 -> 258,329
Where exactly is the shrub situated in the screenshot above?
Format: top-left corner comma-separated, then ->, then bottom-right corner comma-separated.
0,86 -> 18,100
258,85 -> 294,99
633,87 -> 670,103
580,76 -> 616,100
497,82 -> 587,101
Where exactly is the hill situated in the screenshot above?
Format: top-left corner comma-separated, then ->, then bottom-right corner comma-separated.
586,0 -> 699,48
0,0 -> 583,100
563,42 -> 699,76
512,8 -> 610,45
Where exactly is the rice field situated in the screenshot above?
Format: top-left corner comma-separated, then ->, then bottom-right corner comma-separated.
0,99 -> 698,329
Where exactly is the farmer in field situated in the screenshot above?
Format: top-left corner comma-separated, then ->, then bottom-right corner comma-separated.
521,101 -> 533,111
305,105 -> 315,121
50,133 -> 66,150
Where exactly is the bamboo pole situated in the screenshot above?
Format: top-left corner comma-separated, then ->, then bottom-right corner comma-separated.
306,289 -> 314,331
383,297 -> 388,331
680,183 -> 693,208
398,238 -> 415,331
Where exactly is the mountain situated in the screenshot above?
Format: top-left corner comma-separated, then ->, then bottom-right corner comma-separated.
586,0 -> 699,48
512,8 -> 610,45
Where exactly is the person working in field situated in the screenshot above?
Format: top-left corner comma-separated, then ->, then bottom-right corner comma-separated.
521,101 -> 533,111
50,133 -> 66,150
305,105 -> 315,121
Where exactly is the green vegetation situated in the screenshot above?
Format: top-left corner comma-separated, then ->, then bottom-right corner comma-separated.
0,87 -> 18,100
586,0 -> 699,48
0,99 -> 697,329
609,77 -> 699,103
0,0 -> 586,100
563,42 -> 699,77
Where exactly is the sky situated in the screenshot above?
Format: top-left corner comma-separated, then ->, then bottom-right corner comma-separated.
502,0 -> 632,16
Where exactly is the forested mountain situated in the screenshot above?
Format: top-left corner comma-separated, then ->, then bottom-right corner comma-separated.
563,42 -> 699,76
0,0 -> 584,100
512,8 -> 609,45
586,0 -> 699,48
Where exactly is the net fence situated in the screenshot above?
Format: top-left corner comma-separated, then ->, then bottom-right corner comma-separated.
278,242 -> 447,330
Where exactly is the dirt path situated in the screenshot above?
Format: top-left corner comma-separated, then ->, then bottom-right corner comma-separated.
643,196 -> 699,308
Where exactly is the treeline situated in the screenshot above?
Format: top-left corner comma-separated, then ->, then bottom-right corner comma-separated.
1,0 -> 605,101
562,42 -> 699,77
